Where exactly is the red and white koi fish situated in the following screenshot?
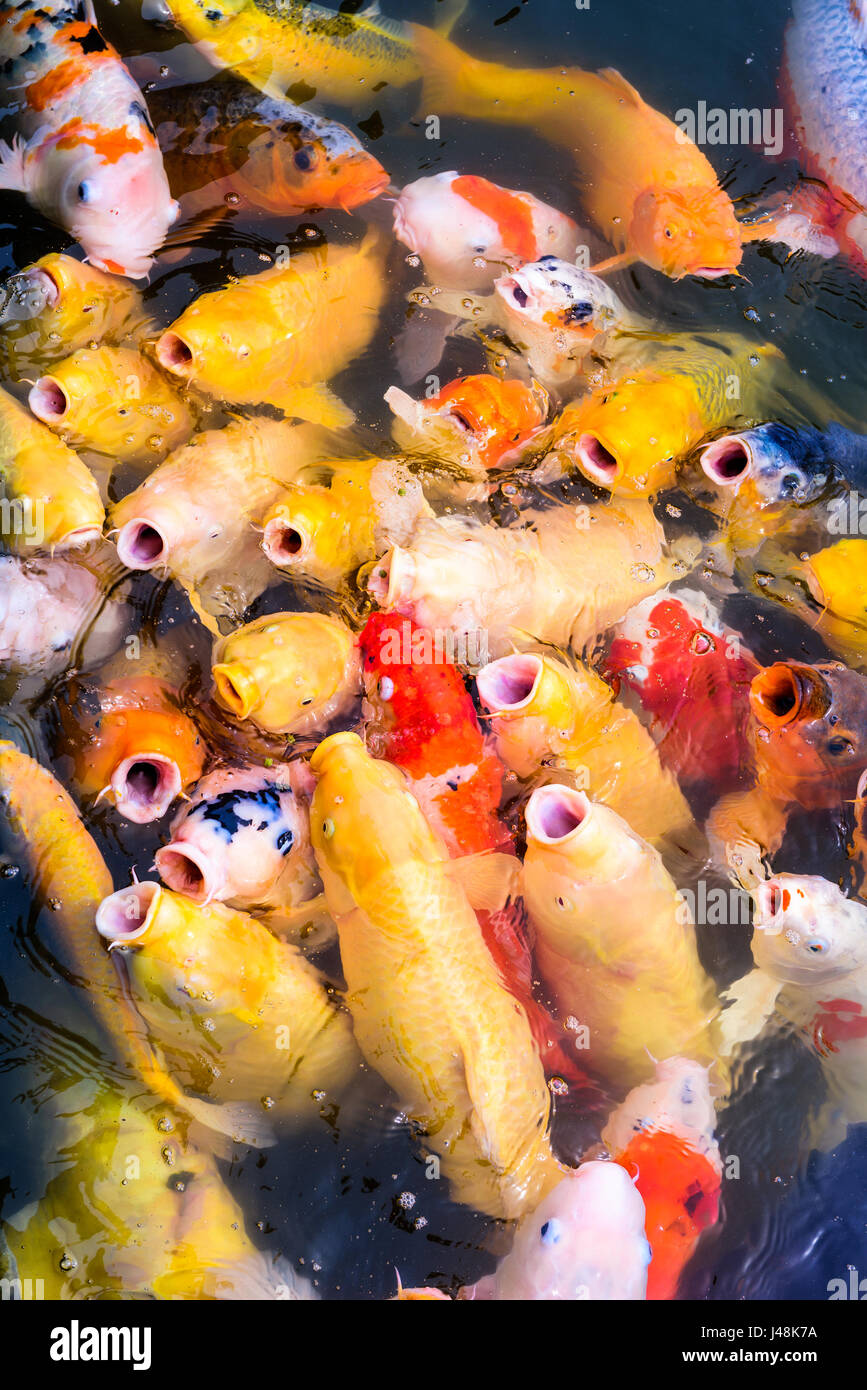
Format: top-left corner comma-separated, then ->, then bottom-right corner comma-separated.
0,0 -> 178,277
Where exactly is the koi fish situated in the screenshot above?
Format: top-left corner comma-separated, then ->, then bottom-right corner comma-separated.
0,252 -> 150,379
781,0 -> 867,271
154,229 -> 386,427
360,611 -> 601,1091
57,671 -> 207,824
721,874 -> 867,1149
603,1057 -> 722,1301
28,344 -> 195,464
367,500 -> 687,660
2,1087 -> 314,1299
0,383 -> 103,552
0,741 -> 271,1146
409,26 -> 746,280
0,0 -> 178,277
708,661 -> 867,868
393,171 -> 580,289
260,456 -> 431,590
385,374 -> 549,479
522,784 -> 718,1088
459,1161 -> 650,1300
150,74 -> 388,216
212,611 -> 361,738
110,417 -> 331,629
476,649 -> 696,852
605,588 -> 760,795
96,880 -> 359,1118
310,731 -> 565,1219
160,0 -> 465,107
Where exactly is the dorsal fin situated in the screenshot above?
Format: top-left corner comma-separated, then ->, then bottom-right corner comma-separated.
597,67 -> 646,107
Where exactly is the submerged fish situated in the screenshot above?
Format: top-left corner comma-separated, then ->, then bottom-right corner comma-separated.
603,1057 -> 722,1301
0,384 -> 103,553
476,649 -> 696,851
0,0 -> 178,277
721,874 -> 867,1149
0,252 -> 150,378
393,171 -> 580,289
522,783 -> 718,1088
360,611 -> 600,1091
605,588 -> 760,796
28,344 -> 195,464
385,374 -> 549,479
708,661 -> 867,866
261,456 -> 431,589
212,611 -> 361,738
161,0 -> 464,106
0,550 -> 127,680
58,671 -> 207,824
151,74 -> 389,215
410,27 -> 746,279
154,229 -> 386,426
96,881 -> 359,1118
310,731 -> 565,1219
459,1161 -> 650,1300
367,500 -> 688,659
2,1087 -> 314,1299
782,0 -> 867,270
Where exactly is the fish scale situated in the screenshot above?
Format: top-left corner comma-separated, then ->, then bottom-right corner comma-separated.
784,0 -> 867,213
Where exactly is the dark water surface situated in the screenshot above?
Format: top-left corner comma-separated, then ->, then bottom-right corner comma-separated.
1,0 -> 867,1301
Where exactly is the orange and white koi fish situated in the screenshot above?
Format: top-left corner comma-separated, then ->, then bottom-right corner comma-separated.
0,0 -> 178,277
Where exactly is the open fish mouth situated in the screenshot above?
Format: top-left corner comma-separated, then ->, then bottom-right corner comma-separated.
110,753 -> 183,823
155,841 -> 221,905
525,784 -> 591,844
749,662 -> 831,728
575,432 -> 622,486
116,517 -> 170,569
701,434 -> 753,485
155,331 -> 195,376
95,880 -> 161,945
476,653 -> 543,712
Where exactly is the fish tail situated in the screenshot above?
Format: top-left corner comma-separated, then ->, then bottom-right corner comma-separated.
0,136 -> 28,193
432,0 -> 468,36
409,23 -> 521,123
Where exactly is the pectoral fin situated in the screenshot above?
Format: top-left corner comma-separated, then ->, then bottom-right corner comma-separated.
717,968 -> 782,1057
0,137 -> 28,194
444,850 -> 522,912
266,383 -> 356,429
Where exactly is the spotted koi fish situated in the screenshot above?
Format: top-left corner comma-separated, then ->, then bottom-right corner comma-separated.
0,0 -> 178,277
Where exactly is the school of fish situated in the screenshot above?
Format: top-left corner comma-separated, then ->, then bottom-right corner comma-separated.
0,0 -> 864,1303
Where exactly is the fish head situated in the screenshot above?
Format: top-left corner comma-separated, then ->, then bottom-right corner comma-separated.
310,731 -> 442,906
154,289 -> 275,393
388,374 -> 547,470
237,112 -> 389,214
95,881 -> 254,1013
492,1162 -> 650,1300
803,539 -> 867,632
751,874 -> 867,983
561,371 -> 697,496
749,661 -> 867,807
701,425 -> 832,508
39,138 -> 179,280
476,652 -> 578,775
393,172 -> 530,287
602,1056 -> 719,1161
495,257 -> 623,345
629,186 -> 742,279
261,484 -> 345,577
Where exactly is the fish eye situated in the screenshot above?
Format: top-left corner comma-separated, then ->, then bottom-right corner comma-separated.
827,736 -> 854,757
806,938 -> 829,954
293,146 -> 318,172
664,226 -> 674,239
564,301 -> 594,324
77,181 -> 93,203
539,1218 -> 562,1245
